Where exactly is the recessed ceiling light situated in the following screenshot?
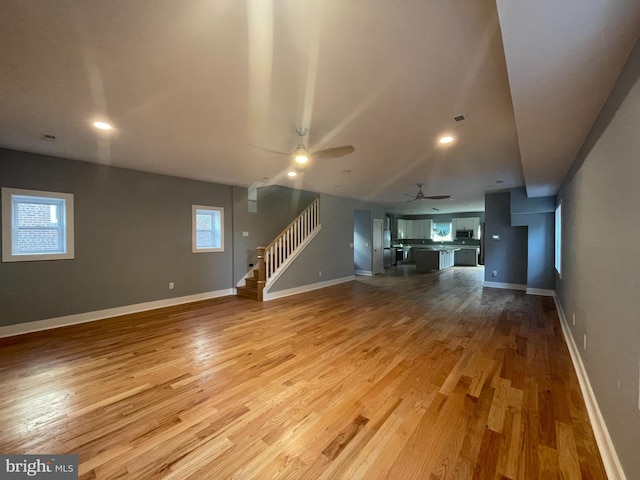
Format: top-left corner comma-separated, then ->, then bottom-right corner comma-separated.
92,121 -> 113,131
439,135 -> 454,144
287,171 -> 297,177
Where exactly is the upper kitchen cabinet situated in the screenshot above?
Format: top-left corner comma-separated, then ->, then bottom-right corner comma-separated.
452,217 -> 480,238
397,219 -> 407,239
397,219 -> 432,239
405,220 -> 414,239
415,219 -> 433,239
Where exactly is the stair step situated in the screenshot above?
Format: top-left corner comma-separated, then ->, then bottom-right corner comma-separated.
245,277 -> 257,289
252,269 -> 260,279
237,286 -> 258,300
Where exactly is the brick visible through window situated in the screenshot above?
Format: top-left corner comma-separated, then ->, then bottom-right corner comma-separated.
2,187 -> 74,262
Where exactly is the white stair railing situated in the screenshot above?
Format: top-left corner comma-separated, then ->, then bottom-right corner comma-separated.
256,198 -> 320,293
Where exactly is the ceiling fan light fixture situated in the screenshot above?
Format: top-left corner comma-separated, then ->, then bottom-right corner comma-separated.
293,143 -> 309,164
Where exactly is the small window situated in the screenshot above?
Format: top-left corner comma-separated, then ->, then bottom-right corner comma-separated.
2,187 -> 75,262
192,205 -> 224,253
555,202 -> 562,276
432,222 -> 453,241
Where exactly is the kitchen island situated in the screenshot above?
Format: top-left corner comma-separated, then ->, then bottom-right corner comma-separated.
453,247 -> 479,266
413,247 -> 460,272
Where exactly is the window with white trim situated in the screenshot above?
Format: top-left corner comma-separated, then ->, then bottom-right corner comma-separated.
432,222 -> 453,241
555,202 -> 562,276
192,205 -> 224,252
1,187 -> 75,262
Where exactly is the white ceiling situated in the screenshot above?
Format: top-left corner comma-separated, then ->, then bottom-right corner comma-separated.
0,1 -> 638,214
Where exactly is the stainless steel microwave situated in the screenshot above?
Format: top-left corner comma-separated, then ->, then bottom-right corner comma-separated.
456,230 -> 474,238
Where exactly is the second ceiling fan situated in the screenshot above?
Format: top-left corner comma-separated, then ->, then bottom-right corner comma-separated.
405,184 -> 451,202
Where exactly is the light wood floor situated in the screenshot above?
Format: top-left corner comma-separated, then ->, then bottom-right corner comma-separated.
0,266 -> 606,479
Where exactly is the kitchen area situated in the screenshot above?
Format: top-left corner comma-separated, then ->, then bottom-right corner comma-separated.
383,213 -> 484,273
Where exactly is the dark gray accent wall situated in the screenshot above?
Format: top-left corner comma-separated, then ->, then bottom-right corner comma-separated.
269,193 -> 385,292
510,188 -> 556,290
354,209 -> 372,272
484,192 -> 527,285
556,39 -> 640,478
510,187 -> 555,214
0,149 -> 234,327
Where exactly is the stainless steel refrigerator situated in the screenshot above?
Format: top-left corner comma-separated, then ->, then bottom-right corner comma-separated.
383,230 -> 393,268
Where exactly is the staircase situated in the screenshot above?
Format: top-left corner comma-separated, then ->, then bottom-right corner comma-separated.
237,198 -> 320,301
236,266 -> 264,301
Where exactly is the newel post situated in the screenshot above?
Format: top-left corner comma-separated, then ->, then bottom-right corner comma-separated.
256,246 -> 266,301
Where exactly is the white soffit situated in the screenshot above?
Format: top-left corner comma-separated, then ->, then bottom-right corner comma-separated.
497,0 -> 640,197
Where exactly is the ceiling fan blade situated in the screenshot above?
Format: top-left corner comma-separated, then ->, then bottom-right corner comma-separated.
405,198 -> 418,203
248,144 -> 290,156
424,195 -> 451,200
404,193 -> 417,198
312,145 -> 355,159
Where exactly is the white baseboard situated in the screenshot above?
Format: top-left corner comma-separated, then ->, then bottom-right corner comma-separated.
526,287 -> 555,296
354,270 -> 373,276
263,275 -> 355,301
554,298 -> 626,480
483,281 -> 527,291
0,289 -> 235,339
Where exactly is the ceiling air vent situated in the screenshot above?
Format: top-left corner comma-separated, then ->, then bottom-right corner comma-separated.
453,114 -> 466,122
42,134 -> 56,141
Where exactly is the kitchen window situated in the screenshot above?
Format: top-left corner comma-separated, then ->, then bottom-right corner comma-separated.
432,222 -> 452,241
192,205 -> 224,252
1,187 -> 75,262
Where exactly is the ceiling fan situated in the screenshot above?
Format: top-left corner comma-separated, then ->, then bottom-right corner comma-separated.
255,127 -> 355,165
404,184 -> 451,202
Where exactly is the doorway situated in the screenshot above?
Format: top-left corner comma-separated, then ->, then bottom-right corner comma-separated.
373,218 -> 384,274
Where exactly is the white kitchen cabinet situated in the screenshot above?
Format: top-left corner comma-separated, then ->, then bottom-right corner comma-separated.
399,218 -> 435,239
397,219 -> 406,239
415,219 -> 432,239
438,249 -> 455,269
405,220 -> 414,239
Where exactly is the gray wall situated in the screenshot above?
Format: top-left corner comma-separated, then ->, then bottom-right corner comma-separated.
510,187 -> 556,290
0,149 -> 234,327
0,150 -> 388,327
556,39 -> 640,478
354,209 -> 372,273
484,192 -> 528,285
270,193 -> 385,292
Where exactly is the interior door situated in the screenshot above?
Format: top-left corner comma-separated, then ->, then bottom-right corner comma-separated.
373,218 -> 384,274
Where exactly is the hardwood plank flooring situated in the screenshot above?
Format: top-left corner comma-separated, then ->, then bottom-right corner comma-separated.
0,266 -> 606,479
